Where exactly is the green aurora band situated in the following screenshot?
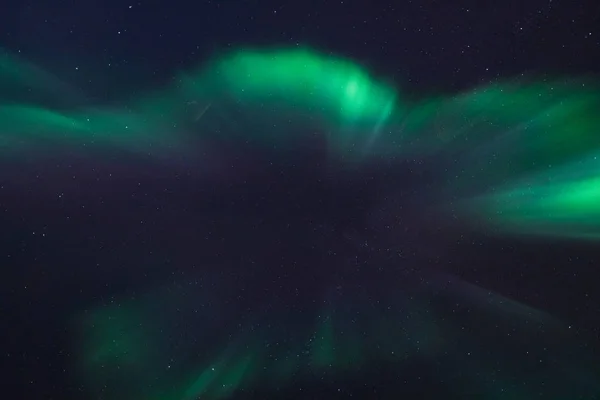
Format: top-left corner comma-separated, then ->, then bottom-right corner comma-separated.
3,47 -> 600,233
74,273 -> 597,400
4,46 -> 600,398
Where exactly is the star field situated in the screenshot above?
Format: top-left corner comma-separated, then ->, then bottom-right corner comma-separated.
1,1 -> 600,399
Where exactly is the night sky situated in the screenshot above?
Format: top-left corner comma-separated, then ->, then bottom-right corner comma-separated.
2,1 -> 600,399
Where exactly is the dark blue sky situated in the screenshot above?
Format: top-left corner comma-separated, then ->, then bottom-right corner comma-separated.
2,0 -> 598,97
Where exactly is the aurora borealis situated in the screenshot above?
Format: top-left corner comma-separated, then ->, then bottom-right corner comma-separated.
2,45 -> 599,399
3,1 -> 600,397
3,46 -> 600,238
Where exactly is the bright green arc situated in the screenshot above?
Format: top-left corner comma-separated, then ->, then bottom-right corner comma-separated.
2,45 -> 600,237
